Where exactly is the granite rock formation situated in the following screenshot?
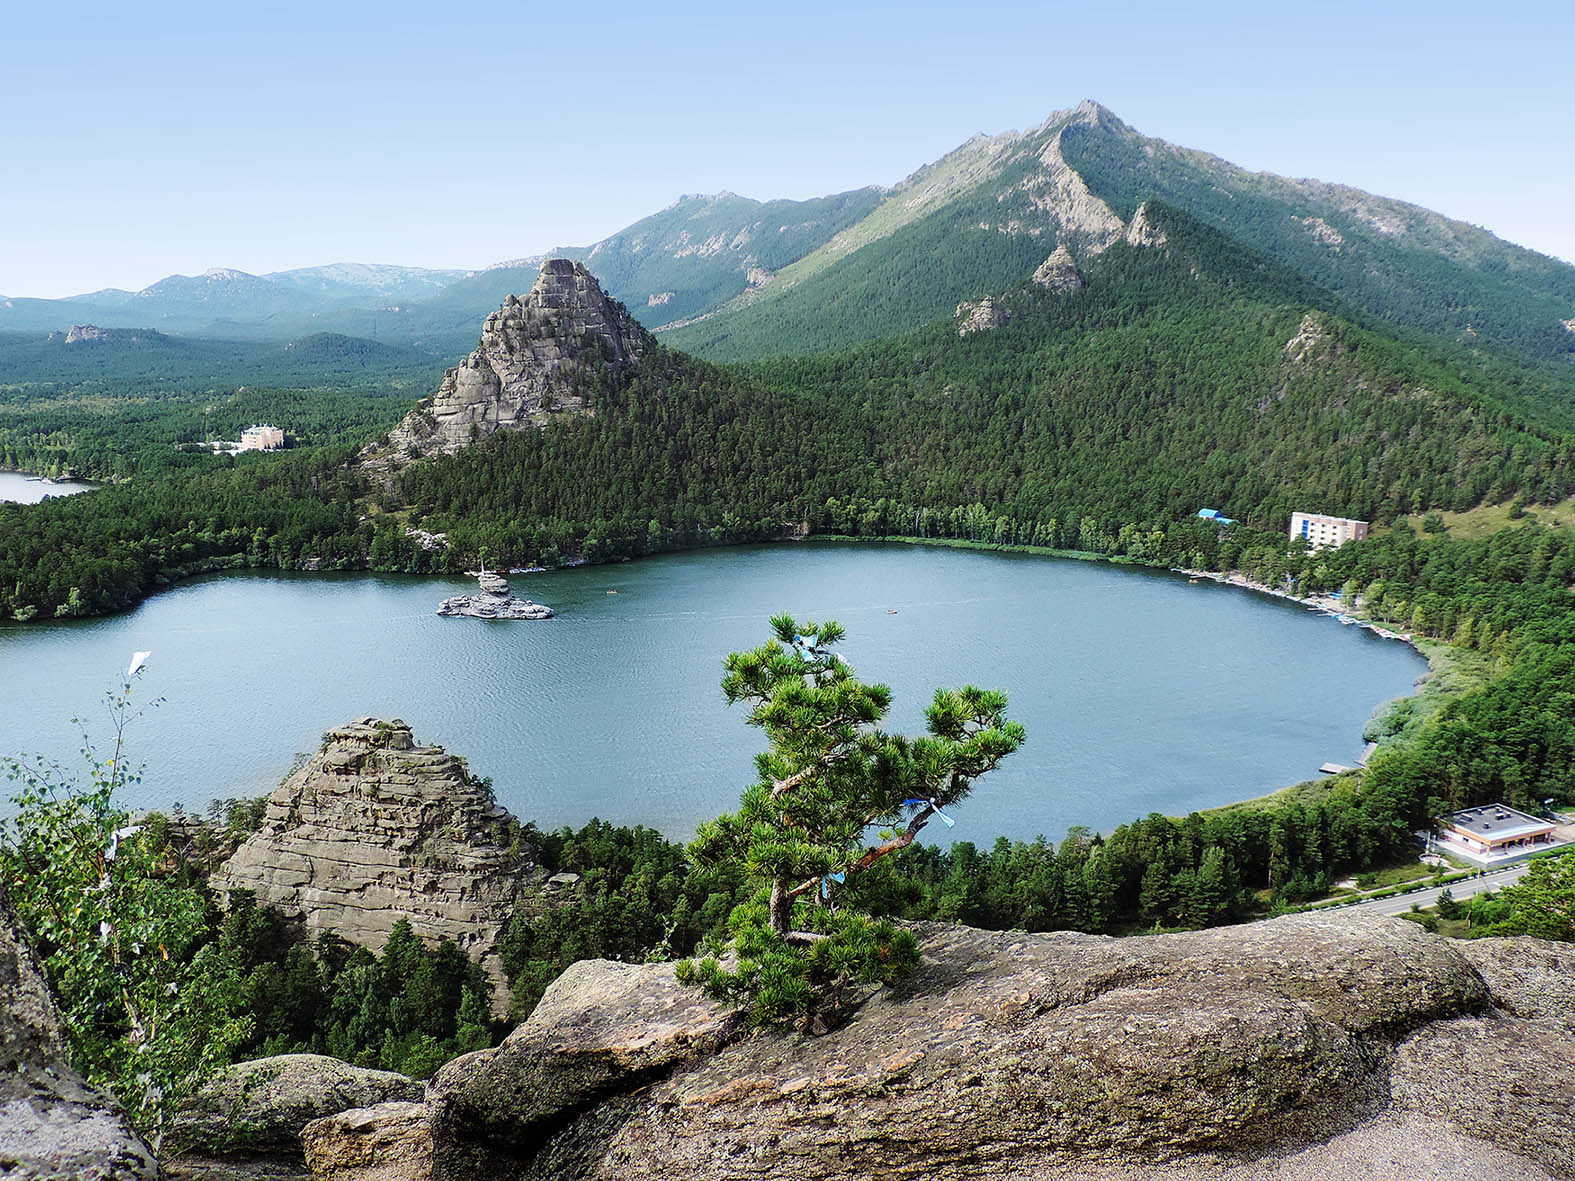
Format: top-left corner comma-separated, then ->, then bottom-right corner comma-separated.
355,913 -> 1575,1181
209,720 -> 547,1001
302,1102 -> 434,1181
1125,200 -> 1169,249
168,1055 -> 424,1164
366,260 -> 649,470
955,296 -> 1009,336
1031,243 -> 1086,293
0,886 -> 159,1181
436,571 -> 552,620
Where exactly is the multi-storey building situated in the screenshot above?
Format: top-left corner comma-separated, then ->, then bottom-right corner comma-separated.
239,424 -> 285,451
1289,512 -> 1368,550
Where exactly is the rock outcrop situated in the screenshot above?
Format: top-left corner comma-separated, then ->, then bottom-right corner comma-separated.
0,886 -> 159,1181
302,1102 -> 433,1181
1124,200 -> 1169,249
436,571 -> 552,620
954,296 -> 1008,337
389,915 -> 1575,1181
1031,243 -> 1086,293
366,259 -> 649,470
209,720 -> 548,1001
168,1055 -> 423,1163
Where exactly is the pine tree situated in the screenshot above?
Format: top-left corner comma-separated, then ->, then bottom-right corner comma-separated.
680,614 -> 1024,1029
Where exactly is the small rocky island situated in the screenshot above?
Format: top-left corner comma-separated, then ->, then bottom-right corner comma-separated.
436,569 -> 552,620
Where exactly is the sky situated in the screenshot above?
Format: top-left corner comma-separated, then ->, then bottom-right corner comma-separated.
2,0 -> 1571,298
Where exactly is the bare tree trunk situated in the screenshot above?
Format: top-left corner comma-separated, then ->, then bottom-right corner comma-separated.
769,880 -> 794,935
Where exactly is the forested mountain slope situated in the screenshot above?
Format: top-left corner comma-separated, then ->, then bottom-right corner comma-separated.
390,210 -> 1572,567
6,216 -> 1572,623
665,101 -> 1575,370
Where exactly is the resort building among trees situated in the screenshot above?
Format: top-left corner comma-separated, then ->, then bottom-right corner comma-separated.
1436,804 -> 1564,866
1289,512 -> 1368,550
239,424 -> 285,451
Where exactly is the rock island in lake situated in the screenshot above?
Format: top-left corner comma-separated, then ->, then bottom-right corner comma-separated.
436,569 -> 553,619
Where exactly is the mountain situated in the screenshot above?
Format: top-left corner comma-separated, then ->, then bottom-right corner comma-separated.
365,259 -> 651,470
665,101 -> 1575,366
572,188 -> 884,327
377,224 -> 1572,580
0,191 -> 880,345
3,100 -> 1572,375
261,262 -> 470,305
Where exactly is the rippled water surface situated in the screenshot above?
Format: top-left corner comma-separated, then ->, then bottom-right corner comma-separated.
0,543 -> 1426,842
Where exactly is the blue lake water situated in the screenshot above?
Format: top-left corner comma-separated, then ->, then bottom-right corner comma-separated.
0,470 -> 99,503
0,543 -> 1427,843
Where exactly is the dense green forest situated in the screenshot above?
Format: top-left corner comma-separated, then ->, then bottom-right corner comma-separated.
0,330 -> 447,481
6,206 -> 1575,625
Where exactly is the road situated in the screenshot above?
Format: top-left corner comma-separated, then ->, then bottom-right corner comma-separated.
1340,860 -> 1536,916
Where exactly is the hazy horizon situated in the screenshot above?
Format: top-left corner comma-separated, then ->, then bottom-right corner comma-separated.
3,0 -> 1572,298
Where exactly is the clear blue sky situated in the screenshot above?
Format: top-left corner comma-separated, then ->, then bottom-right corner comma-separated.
2,0 -> 1569,298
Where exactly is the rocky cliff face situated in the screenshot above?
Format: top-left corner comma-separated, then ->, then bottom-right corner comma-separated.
0,886 -> 159,1181
296,914 -> 1575,1181
366,260 -> 650,469
209,720 -> 547,1002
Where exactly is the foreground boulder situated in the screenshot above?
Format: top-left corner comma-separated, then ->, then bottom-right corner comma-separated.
167,1054 -> 423,1161
301,1102 -> 432,1181
399,914 -> 1573,1181
208,719 -> 549,1001
0,886 -> 158,1181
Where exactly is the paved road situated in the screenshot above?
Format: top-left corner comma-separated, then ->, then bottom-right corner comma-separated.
1340,860 -> 1535,916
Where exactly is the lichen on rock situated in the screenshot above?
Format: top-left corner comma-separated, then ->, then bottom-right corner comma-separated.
399,915 -> 1575,1181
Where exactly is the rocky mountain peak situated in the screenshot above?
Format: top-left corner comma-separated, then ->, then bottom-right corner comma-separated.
1069,97 -> 1121,129
366,258 -> 650,468
64,323 -> 108,344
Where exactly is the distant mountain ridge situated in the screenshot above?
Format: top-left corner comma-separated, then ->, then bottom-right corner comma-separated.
4,100 -> 1572,369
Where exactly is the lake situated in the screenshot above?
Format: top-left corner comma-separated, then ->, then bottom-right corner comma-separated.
0,470 -> 99,503
0,543 -> 1427,843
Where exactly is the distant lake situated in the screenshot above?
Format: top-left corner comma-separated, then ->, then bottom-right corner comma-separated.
0,543 -> 1427,843
0,470 -> 99,503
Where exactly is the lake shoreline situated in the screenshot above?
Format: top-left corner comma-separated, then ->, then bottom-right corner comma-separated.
810,533 -> 1447,825
0,542 -> 1423,844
